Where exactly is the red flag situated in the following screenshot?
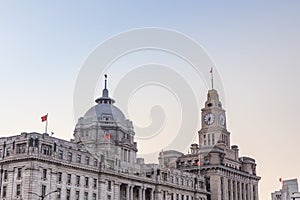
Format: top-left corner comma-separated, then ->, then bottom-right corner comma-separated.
279,178 -> 282,182
196,160 -> 200,166
105,133 -> 110,140
41,114 -> 48,122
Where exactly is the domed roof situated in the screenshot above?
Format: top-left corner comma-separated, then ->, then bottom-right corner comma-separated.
83,103 -> 127,126
80,74 -> 128,127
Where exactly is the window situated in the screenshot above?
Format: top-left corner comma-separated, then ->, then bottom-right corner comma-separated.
93,158 -> 98,166
68,152 -> 72,162
76,175 -> 80,186
57,188 -> 61,198
212,133 -> 215,144
2,185 -> 7,197
16,184 -> 21,196
93,178 -> 97,189
208,134 -> 211,145
42,144 -> 52,155
16,143 -> 26,154
85,177 -> 89,187
124,149 -> 127,162
6,147 -> 10,156
84,192 -> 88,200
57,172 -> 62,182
58,150 -> 63,159
93,193 -> 97,200
3,170 -> 8,180
128,150 -> 131,163
76,154 -> 81,163
66,189 -> 71,200
42,169 -> 47,180
42,185 -> 46,196
85,156 -> 90,165
75,191 -> 80,200
107,180 -> 111,191
17,168 -> 22,179
67,174 -> 71,184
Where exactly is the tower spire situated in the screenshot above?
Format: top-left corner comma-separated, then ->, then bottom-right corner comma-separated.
104,74 -> 107,89
95,74 -> 115,104
210,67 -> 214,89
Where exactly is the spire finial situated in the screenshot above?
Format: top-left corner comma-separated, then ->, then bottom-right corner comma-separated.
210,67 -> 214,89
104,74 -> 107,89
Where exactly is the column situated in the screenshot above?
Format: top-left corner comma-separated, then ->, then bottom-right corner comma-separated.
130,186 -> 134,200
139,187 -> 143,200
151,189 -> 154,200
114,182 -> 120,200
126,185 -> 130,200
142,188 -> 146,200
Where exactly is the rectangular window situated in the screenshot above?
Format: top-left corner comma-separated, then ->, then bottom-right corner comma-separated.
75,191 -> 80,200
6,147 -> 10,157
16,143 -> 26,154
85,156 -> 90,165
57,188 -> 61,198
208,134 -> 211,146
3,170 -> 8,180
67,174 -> 72,184
57,172 -> 62,182
85,177 -> 89,187
42,169 -> 47,179
128,150 -> 131,163
3,185 -> 7,197
84,192 -> 88,200
93,178 -> 97,189
212,133 -> 215,144
124,149 -> 127,162
93,193 -> 97,200
17,168 -> 22,179
76,154 -> 81,163
42,185 -> 46,196
58,150 -> 63,159
42,144 -> 52,155
66,189 -> 71,200
68,152 -> 72,161
76,175 -> 80,186
93,158 -> 98,166
107,180 -> 111,191
16,184 -> 21,196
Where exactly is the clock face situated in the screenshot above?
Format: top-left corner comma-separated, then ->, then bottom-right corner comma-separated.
219,114 -> 225,126
204,113 -> 215,125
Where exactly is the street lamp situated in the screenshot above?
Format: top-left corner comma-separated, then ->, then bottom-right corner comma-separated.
28,189 -> 58,200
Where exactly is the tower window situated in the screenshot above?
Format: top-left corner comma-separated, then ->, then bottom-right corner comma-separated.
207,103 -> 213,107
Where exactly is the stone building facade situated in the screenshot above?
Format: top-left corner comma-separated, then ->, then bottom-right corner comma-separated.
0,77 -> 208,200
159,89 -> 261,200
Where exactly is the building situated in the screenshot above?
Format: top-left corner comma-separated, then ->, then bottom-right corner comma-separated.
159,89 -> 261,200
271,179 -> 300,200
0,76 -> 207,200
0,75 -> 260,200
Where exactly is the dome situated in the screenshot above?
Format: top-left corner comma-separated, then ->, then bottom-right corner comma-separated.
83,103 -> 127,126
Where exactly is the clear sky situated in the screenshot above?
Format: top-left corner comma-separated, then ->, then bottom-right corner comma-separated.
1,1 -> 300,200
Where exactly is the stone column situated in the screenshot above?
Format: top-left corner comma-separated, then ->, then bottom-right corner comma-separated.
114,182 -> 120,200
142,188 -> 146,200
126,185 -> 130,200
139,187 -> 143,200
151,189 -> 154,200
130,185 -> 134,200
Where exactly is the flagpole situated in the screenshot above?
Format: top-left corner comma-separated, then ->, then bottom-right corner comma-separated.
210,67 -> 214,89
45,113 -> 48,134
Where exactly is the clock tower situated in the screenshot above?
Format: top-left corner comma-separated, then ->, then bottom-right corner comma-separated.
198,89 -> 231,149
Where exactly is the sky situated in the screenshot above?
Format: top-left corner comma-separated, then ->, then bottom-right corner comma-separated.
1,1 -> 300,200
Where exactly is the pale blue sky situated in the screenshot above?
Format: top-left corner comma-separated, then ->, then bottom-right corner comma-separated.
1,1 -> 300,199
